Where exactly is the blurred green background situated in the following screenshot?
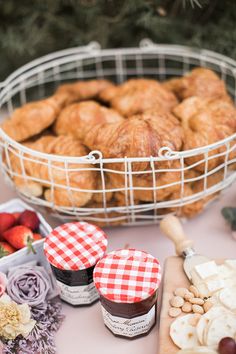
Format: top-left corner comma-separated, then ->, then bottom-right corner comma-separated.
0,0 -> 235,80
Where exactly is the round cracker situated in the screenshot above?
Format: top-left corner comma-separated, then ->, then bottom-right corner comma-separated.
196,306 -> 228,345
177,347 -> 217,354
219,286 -> 236,312
206,313 -> 236,349
170,314 -> 200,349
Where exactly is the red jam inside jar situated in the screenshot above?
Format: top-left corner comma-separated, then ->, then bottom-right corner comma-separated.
94,248 -> 162,339
44,221 -> 108,306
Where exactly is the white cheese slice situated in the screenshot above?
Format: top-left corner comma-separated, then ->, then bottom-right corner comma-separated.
195,261 -> 218,280
224,278 -> 236,288
217,264 -> 234,279
205,279 -> 224,293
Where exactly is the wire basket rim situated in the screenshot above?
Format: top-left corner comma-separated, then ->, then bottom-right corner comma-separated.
1,127 -> 236,164
1,42 -> 236,164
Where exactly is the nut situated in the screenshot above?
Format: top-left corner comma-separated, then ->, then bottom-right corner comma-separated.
174,287 -> 189,298
188,313 -> 202,326
168,307 -> 182,318
184,291 -> 194,301
189,285 -> 199,298
190,297 -> 204,305
192,304 -> 204,314
203,300 -> 213,313
182,302 -> 192,313
170,296 -> 185,308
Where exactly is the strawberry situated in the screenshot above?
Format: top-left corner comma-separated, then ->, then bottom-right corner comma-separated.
0,241 -> 16,258
19,210 -> 40,231
0,213 -> 16,236
3,225 -> 35,253
12,212 -> 21,223
33,233 -> 43,241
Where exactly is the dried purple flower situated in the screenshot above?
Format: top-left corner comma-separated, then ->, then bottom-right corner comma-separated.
7,266 -> 50,306
30,301 -> 47,320
2,299 -> 64,354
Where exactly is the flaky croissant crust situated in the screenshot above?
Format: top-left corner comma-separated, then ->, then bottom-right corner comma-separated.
2,68 -> 236,220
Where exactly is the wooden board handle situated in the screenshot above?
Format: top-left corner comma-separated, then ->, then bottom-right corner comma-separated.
160,215 -> 194,256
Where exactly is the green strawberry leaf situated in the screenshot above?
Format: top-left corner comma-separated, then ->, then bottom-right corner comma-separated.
26,237 -> 36,255
0,246 -> 9,258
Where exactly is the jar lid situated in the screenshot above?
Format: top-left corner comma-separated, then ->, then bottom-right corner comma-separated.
44,222 -> 108,271
94,249 -> 161,303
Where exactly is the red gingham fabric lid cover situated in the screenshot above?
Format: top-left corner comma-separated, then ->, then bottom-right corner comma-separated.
44,222 -> 108,271
93,249 -> 161,303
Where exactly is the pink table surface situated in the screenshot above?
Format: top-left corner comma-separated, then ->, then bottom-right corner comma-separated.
0,173 -> 236,354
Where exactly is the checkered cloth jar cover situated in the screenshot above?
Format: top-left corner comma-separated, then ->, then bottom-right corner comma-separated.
44,222 -> 108,271
94,249 -> 161,303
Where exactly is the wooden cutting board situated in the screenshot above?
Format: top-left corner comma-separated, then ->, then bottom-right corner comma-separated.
158,256 -> 223,354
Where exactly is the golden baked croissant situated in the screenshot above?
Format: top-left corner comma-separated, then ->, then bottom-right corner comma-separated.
84,200 -> 126,227
1,96 -> 63,143
83,108 -> 183,172
8,135 -> 96,207
163,68 -> 229,101
110,160 -> 182,203
173,96 -> 236,171
1,79 -> 113,142
54,101 -> 124,139
170,169 -> 224,218
91,175 -> 114,204
55,79 -> 115,105
98,78 -> 178,116
110,163 -> 224,219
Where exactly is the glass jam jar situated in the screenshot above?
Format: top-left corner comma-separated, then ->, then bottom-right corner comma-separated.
94,248 -> 162,339
44,221 -> 108,306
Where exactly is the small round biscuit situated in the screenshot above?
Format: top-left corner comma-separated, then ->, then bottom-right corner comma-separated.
190,298 -> 204,306
182,302 -> 192,313
170,296 -> 185,308
169,307 -> 182,318
192,304 -> 204,314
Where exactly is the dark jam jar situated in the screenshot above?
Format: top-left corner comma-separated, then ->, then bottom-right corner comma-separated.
44,222 -> 108,306
94,249 -> 162,339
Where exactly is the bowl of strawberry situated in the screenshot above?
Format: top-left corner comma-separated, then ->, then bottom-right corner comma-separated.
0,199 -> 52,263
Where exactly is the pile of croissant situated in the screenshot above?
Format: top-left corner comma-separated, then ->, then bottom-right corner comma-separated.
1,67 -> 236,223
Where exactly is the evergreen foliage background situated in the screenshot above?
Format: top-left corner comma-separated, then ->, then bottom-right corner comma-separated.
0,0 -> 235,80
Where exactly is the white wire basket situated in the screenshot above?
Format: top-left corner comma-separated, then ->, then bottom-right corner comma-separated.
0,39 -> 236,226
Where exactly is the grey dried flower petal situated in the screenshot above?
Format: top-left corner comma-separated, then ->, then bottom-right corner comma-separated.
7,266 -> 50,306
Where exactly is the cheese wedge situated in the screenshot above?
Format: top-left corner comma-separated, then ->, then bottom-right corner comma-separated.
195,261 -> 218,280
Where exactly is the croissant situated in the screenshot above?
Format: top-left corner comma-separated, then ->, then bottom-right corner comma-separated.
173,96 -> 236,171
84,200 -> 126,227
55,79 -> 115,105
54,101 -> 124,139
163,68 -> 230,101
98,78 -> 178,116
171,169 -> 224,217
110,160 -> 182,204
1,79 -> 113,142
1,96 -> 63,143
91,175 -> 114,204
83,108 -> 183,172
8,135 -> 96,207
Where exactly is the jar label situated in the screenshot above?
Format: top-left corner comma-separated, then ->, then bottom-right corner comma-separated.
56,280 -> 99,305
101,304 -> 156,337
